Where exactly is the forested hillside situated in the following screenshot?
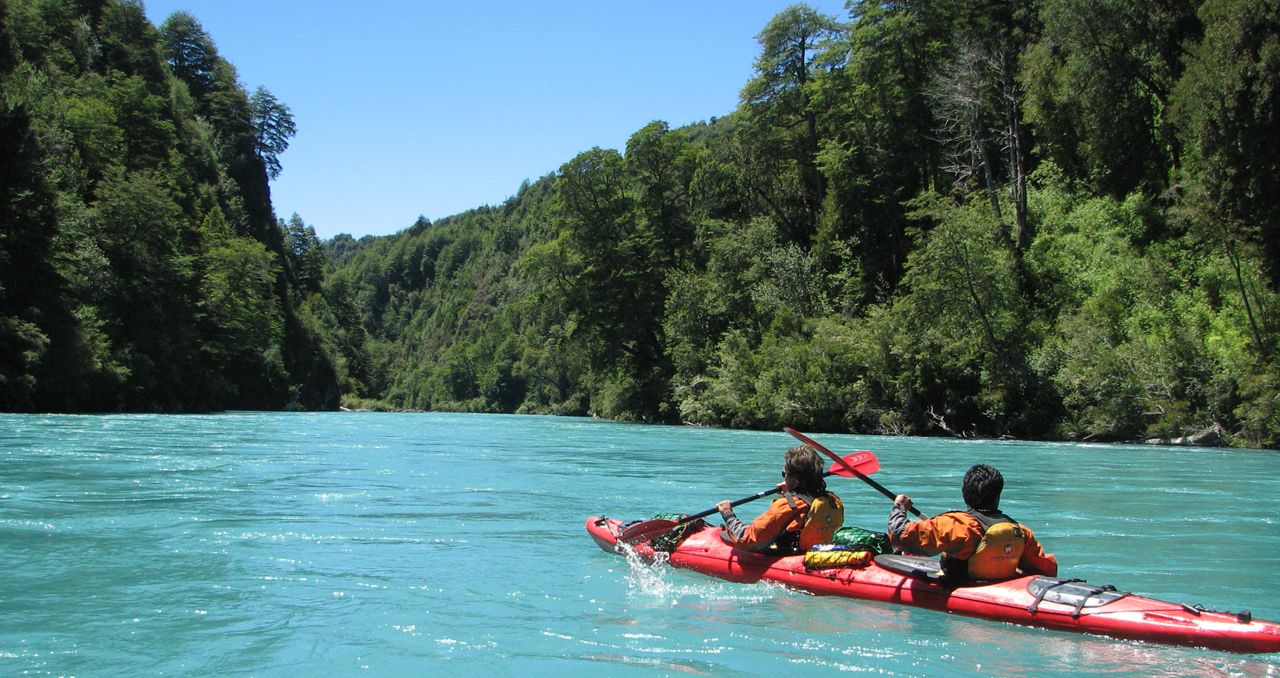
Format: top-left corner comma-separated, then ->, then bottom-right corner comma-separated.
318,1 -> 1279,448
1,0 -> 337,410
3,1 -> 1276,448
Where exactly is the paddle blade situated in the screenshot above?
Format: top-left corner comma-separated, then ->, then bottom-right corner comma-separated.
828,451 -> 879,477
618,519 -> 679,545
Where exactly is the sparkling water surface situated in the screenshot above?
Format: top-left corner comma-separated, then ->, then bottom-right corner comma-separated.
1,412 -> 1277,676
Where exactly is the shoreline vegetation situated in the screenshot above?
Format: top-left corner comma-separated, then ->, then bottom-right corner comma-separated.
2,1 -> 1277,448
332,401 -> 1236,449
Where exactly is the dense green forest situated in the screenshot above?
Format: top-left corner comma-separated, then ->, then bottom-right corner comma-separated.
1,0 -> 337,410
3,1 -> 1277,447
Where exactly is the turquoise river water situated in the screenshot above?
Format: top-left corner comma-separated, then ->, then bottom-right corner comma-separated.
1,412 -> 1278,676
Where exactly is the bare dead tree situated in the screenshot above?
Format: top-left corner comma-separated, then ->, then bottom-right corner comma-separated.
929,43 -> 1001,219
929,42 -> 1030,254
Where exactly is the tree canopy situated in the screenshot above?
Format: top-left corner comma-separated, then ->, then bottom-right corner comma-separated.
1,0 -> 334,411
3,0 -> 1277,447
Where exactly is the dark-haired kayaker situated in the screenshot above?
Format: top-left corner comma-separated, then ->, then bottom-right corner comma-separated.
716,445 -> 845,553
888,464 -> 1057,580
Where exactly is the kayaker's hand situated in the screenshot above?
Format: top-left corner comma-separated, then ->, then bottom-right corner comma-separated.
716,500 -> 732,515
894,494 -> 913,512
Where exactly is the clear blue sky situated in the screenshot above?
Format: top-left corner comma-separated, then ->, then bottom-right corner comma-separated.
141,1 -> 851,239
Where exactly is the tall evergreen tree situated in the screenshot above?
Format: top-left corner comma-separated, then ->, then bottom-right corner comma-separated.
740,4 -> 842,246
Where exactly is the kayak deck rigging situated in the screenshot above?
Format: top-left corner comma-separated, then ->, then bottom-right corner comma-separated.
587,515 -> 1280,654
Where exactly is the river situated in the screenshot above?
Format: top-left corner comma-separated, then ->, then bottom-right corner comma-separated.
1,412 -> 1277,675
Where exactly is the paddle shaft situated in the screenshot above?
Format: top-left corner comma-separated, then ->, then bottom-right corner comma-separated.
785,427 -> 924,518
619,466 -> 860,544
618,450 -> 880,545
675,467 -> 844,526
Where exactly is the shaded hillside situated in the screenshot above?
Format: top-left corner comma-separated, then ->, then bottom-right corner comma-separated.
0,0 -> 336,411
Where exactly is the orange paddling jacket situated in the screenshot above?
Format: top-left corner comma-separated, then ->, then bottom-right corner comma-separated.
889,507 -> 1058,580
722,491 -> 844,553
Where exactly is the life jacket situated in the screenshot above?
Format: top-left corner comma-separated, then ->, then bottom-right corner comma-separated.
798,492 -> 845,550
768,491 -> 844,554
940,508 -> 1025,580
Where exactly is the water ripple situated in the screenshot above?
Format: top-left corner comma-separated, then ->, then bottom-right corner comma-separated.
1,412 -> 1277,676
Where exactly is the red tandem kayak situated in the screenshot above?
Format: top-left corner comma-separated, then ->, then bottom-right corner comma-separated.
586,515 -> 1280,654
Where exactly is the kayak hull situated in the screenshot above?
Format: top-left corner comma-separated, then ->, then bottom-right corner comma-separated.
587,515 -> 1280,654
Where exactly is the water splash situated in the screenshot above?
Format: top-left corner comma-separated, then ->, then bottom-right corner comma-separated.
616,540 -> 675,598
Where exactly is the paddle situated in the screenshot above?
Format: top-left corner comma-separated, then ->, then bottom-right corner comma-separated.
618,451 -> 879,545
784,426 -> 925,518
